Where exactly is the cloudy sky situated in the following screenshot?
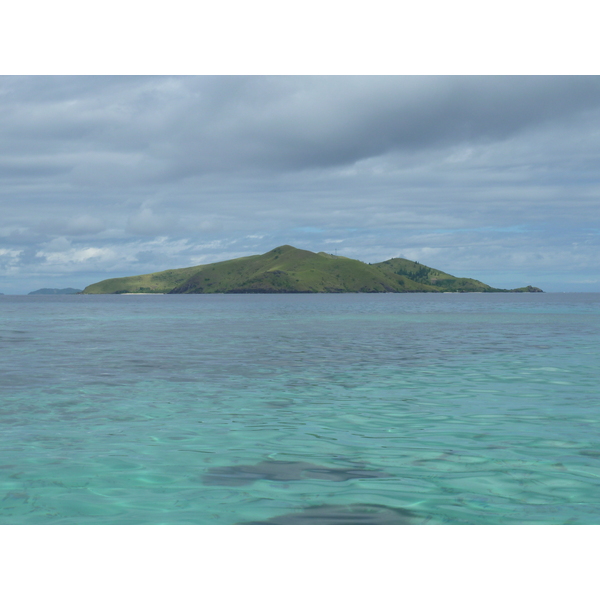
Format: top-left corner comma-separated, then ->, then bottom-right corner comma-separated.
1,75 -> 599,293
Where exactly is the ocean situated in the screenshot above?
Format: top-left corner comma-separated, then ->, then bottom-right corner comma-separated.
1,292 -> 598,524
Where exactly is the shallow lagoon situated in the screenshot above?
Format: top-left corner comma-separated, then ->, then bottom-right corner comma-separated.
1,293 -> 599,524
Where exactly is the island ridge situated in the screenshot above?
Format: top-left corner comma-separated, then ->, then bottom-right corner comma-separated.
81,246 -> 543,294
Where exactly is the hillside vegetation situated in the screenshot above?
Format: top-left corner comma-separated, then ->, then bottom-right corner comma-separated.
82,245 -> 542,294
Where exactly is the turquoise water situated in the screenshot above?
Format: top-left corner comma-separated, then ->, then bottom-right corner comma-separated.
1,293 -> 599,524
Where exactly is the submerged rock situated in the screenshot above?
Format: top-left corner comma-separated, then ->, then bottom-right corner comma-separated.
243,503 -> 415,525
203,460 -> 389,486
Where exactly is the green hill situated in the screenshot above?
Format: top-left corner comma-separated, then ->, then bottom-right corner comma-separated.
81,245 -> 541,294
169,246 -> 434,294
374,258 -> 499,292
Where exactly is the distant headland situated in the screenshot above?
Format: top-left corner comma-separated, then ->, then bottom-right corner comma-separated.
81,245 -> 543,294
28,288 -> 83,295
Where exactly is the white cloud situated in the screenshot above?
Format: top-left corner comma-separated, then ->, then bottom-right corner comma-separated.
0,248 -> 21,258
36,245 -> 116,265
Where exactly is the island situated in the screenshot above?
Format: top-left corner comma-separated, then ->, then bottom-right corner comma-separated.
81,245 -> 543,294
28,288 -> 83,295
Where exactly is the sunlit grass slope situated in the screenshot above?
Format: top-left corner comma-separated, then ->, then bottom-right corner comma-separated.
82,245 -> 534,294
82,264 -> 207,294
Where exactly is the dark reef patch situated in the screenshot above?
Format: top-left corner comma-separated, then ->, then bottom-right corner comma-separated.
242,503 -> 415,525
203,460 -> 390,486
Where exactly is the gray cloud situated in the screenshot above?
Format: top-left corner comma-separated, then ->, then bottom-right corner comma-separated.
3,76 -> 600,180
0,76 -> 599,293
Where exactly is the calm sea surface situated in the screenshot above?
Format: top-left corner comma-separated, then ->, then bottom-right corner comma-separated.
1,293 -> 599,524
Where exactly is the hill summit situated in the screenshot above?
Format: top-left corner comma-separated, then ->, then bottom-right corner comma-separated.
82,245 -> 542,294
